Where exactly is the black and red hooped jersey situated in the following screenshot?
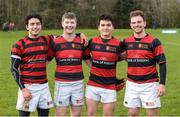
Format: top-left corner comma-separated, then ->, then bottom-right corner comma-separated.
11,35 -> 53,84
85,36 -> 121,90
123,34 -> 166,83
52,35 -> 85,82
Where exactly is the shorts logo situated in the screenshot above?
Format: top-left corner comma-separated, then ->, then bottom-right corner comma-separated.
47,101 -> 53,106
145,102 -> 155,106
23,100 -> 29,111
59,101 -> 63,104
76,99 -> 83,104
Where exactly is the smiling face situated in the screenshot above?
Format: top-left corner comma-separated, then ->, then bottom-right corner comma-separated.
98,20 -> 114,39
62,18 -> 77,35
130,15 -> 146,35
26,18 -> 42,38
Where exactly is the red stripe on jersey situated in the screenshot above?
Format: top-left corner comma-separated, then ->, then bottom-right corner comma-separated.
55,50 -> 82,58
22,78 -> 47,84
127,50 -> 154,58
56,65 -> 83,73
91,66 -> 116,77
21,71 -> 46,76
92,51 -> 119,61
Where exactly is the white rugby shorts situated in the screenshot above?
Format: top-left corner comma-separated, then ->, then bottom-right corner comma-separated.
54,80 -> 84,107
124,80 -> 161,109
85,85 -> 117,103
16,83 -> 53,112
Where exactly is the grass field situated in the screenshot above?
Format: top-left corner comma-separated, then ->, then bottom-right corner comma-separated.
0,29 -> 180,116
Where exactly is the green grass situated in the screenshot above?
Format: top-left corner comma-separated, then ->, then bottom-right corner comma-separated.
0,29 -> 180,116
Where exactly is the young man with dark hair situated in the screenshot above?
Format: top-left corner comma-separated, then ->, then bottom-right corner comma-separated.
11,13 -> 54,116
122,10 -> 167,116
84,14 -> 124,116
52,12 -> 88,116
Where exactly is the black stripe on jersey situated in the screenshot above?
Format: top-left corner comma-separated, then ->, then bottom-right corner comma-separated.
92,59 -> 116,69
22,50 -> 48,57
24,42 -> 47,49
21,75 -> 46,80
55,42 -> 83,51
127,58 -> 156,67
56,58 -> 81,66
91,43 -> 119,53
128,73 -> 158,82
55,72 -> 84,80
20,67 -> 46,72
126,42 -> 152,51
90,74 -> 116,85
155,54 -> 166,63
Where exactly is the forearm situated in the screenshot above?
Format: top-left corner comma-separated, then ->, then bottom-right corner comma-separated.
159,63 -> 167,85
11,57 -> 25,89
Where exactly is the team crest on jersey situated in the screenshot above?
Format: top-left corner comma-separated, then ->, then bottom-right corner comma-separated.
106,46 -> 116,52
139,43 -> 148,49
95,45 -> 101,49
128,43 -> 133,48
72,43 -> 81,49
61,44 -> 66,48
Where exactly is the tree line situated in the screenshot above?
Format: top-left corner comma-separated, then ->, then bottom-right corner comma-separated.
0,0 -> 180,30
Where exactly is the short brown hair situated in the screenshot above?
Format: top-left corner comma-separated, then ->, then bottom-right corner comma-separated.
62,12 -> 77,22
130,10 -> 146,21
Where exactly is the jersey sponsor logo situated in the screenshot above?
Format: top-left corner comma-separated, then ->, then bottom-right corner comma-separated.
92,59 -> 115,65
28,58 -> 46,63
127,58 -> 149,63
58,58 -> 80,62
